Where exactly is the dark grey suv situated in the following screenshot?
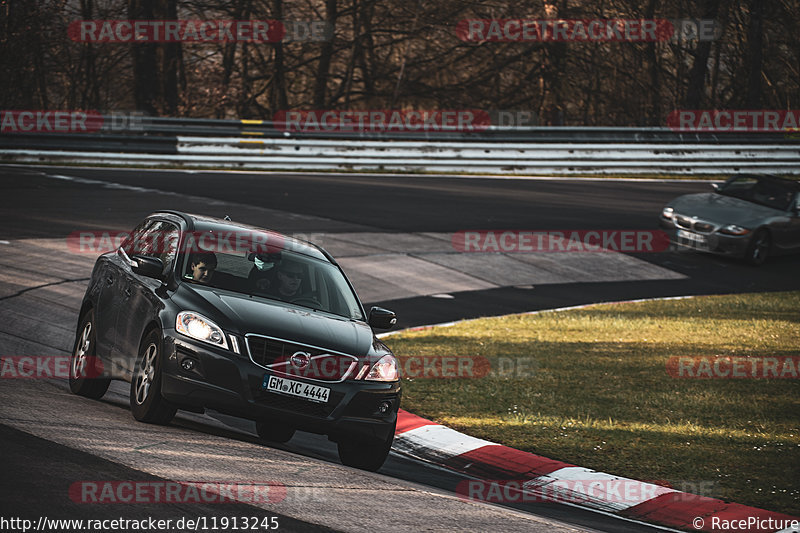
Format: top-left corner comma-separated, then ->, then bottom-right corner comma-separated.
70,211 -> 400,471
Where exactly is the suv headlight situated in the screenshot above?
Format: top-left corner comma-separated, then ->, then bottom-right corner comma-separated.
176,311 -> 229,350
661,207 -> 674,220
719,224 -> 750,236
365,354 -> 399,381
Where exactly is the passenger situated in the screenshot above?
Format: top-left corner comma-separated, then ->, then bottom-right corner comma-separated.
248,253 -> 277,292
272,260 -> 305,298
187,252 -> 217,284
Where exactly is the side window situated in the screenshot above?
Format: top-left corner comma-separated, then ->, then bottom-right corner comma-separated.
119,219 -> 155,257
140,221 -> 179,274
120,219 -> 179,275
723,177 -> 757,199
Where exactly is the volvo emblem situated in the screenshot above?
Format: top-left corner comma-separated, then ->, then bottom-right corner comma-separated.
290,351 -> 311,369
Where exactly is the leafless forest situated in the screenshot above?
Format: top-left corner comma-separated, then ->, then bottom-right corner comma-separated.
1,0 -> 798,126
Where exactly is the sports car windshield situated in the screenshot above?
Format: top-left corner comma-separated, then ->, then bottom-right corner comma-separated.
718,176 -> 796,211
181,243 -> 363,321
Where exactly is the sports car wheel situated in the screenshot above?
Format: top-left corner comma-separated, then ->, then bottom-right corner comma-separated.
745,229 -> 770,266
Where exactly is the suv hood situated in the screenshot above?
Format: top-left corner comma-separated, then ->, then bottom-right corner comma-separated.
173,284 -> 374,357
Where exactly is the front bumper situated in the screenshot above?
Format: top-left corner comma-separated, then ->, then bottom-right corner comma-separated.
659,218 -> 751,258
160,331 -> 401,442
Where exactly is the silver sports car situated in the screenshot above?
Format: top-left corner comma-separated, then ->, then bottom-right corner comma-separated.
660,174 -> 800,265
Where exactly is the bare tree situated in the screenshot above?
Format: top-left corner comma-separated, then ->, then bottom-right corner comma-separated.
1,0 -> 797,124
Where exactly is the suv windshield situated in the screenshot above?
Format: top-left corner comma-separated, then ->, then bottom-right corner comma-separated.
180,235 -> 363,321
718,176 -> 796,211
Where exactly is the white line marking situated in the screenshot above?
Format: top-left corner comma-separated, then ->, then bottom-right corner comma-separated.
378,295 -> 696,338
392,448 -> 687,533
15,163 -> 721,182
530,466 -> 676,512
394,424 -> 495,459
42,173 -> 229,205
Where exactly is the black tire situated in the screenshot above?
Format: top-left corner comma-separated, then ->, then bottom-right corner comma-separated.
69,309 -> 111,399
256,420 -> 296,443
337,423 -> 395,472
745,229 -> 770,266
130,329 -> 176,424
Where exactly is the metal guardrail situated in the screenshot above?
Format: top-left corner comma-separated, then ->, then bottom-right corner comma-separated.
1,115 -> 798,174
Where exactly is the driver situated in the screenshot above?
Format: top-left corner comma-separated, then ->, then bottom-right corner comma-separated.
187,252 -> 217,284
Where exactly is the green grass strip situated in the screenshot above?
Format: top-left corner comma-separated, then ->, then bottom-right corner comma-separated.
385,291 -> 800,515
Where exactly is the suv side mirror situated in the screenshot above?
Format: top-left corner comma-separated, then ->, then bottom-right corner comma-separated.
368,307 -> 397,329
131,255 -> 164,280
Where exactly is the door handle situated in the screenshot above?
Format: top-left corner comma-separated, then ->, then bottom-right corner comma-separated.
124,287 -> 132,297
106,276 -> 114,285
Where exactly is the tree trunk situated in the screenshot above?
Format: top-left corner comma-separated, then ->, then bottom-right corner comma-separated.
160,0 -> 181,115
271,0 -> 288,113
745,0 -> 764,108
128,0 -> 158,114
313,0 -> 338,108
645,0 -> 660,125
684,0 -> 722,109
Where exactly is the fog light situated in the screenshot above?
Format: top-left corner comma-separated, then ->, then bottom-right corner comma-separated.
181,358 -> 196,371
377,401 -> 391,414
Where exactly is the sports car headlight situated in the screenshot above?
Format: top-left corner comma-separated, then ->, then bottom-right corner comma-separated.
719,224 -> 751,236
661,207 -> 674,220
365,355 -> 399,381
176,311 -> 229,350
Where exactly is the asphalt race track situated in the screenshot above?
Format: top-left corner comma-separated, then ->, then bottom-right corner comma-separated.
1,164 -> 798,532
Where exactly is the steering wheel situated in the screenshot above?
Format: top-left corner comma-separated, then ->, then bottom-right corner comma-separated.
290,296 -> 322,309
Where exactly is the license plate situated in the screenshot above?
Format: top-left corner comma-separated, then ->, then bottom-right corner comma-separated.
262,375 -> 330,403
677,229 -> 708,247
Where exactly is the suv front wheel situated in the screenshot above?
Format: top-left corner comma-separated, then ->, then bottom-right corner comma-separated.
337,423 -> 395,472
256,420 -> 296,443
130,329 -> 176,424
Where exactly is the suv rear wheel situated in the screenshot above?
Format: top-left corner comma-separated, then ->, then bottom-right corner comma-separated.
69,309 -> 111,399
